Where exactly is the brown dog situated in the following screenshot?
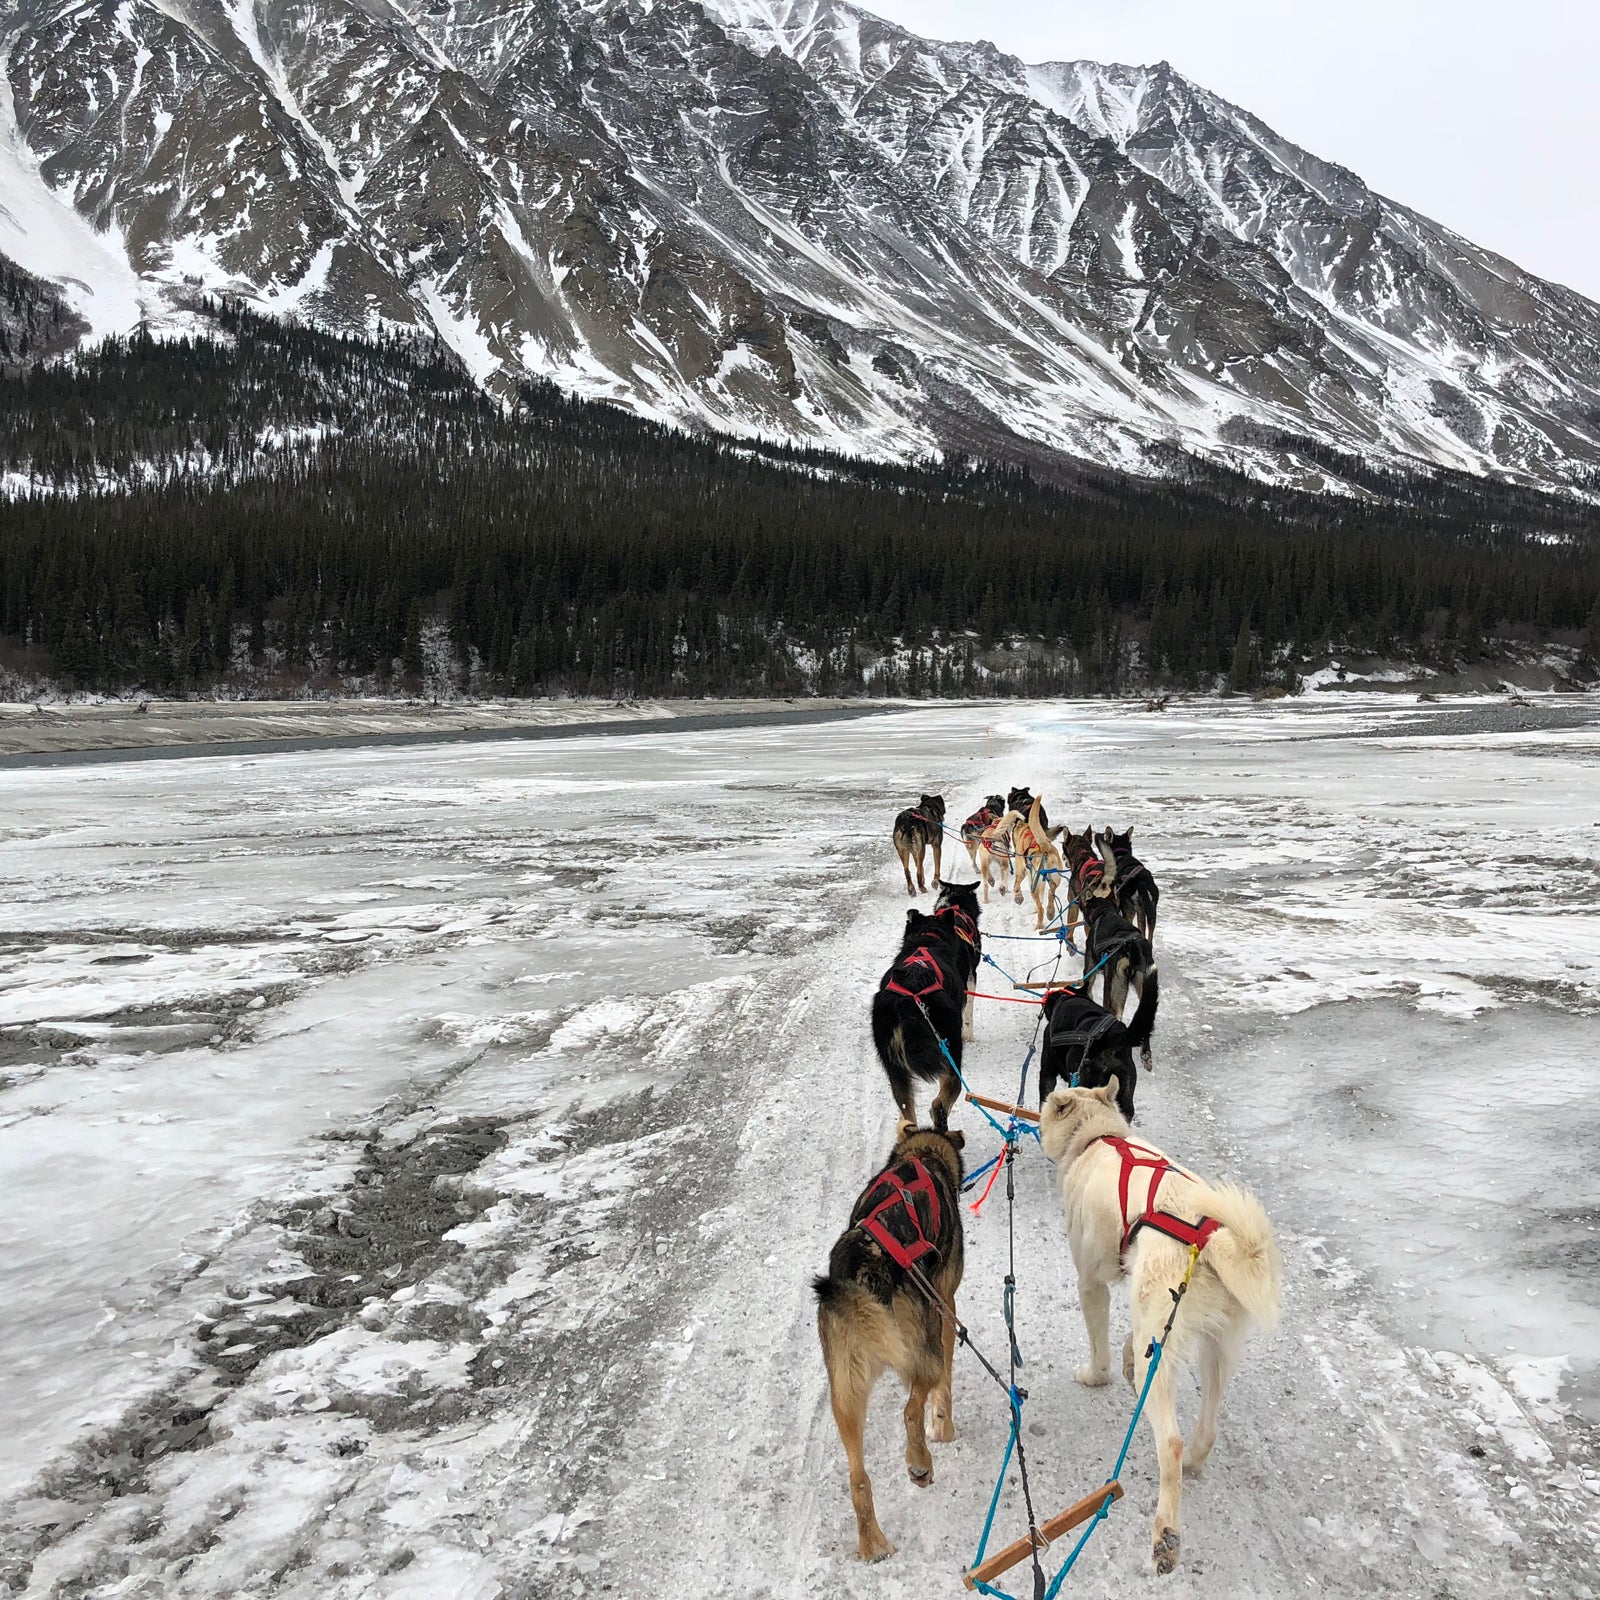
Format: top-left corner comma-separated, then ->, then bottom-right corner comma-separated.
1010,796 -> 1065,930
814,1125 -> 966,1560
892,795 -> 946,896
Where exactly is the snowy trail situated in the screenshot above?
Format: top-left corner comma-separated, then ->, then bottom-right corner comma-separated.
2,700 -> 1598,1597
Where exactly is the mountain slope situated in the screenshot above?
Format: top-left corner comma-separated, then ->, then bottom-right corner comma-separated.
4,0 -> 1600,493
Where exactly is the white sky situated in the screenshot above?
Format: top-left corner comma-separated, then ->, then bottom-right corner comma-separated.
863,0 -> 1600,302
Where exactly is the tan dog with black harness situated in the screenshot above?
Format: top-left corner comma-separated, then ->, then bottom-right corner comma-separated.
814,1125 -> 966,1560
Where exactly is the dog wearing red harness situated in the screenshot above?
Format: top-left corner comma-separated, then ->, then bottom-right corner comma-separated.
961,794 -> 1006,873
870,881 -> 982,1132
1010,795 -> 1066,930
814,1124 -> 967,1561
1059,823 -> 1114,946
1039,1081 -> 1280,1576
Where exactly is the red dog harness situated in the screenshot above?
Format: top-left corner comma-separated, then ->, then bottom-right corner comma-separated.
857,1158 -> 942,1270
964,805 -> 998,832
935,904 -> 977,947
1074,854 -> 1107,895
1093,1135 -> 1221,1258
885,943 -> 947,1000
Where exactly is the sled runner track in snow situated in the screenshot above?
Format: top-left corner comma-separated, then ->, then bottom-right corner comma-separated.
893,920 -> 1100,1596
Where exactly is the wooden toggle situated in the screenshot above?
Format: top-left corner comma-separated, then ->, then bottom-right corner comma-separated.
965,1093 -> 1039,1124
961,1483 -> 1124,1590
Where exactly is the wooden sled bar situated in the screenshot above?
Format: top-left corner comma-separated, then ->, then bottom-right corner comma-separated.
961,1482 -> 1124,1590
966,1092 -> 1040,1124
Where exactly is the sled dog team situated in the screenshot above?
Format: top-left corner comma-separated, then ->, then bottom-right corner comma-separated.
816,789 -> 1282,1577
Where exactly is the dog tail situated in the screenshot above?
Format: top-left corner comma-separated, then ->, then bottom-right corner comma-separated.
1124,967 -> 1159,1050
1095,835 -> 1119,884
1196,1181 -> 1282,1330
871,990 -> 943,1085
815,1271 -> 898,1327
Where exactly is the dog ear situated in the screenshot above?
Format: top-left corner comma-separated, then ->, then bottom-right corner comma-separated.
1125,825 -> 1135,841
1099,1076 -> 1120,1106
946,1128 -> 966,1150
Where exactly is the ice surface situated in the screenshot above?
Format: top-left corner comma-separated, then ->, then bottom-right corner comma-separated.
1,697 -> 1597,1593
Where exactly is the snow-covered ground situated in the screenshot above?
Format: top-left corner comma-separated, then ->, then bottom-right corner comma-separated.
1,699 -> 1597,1597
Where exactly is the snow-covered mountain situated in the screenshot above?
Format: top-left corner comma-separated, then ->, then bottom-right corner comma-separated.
6,0 -> 1600,491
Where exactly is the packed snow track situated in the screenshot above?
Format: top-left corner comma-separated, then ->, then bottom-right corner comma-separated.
0,699 -> 1597,1598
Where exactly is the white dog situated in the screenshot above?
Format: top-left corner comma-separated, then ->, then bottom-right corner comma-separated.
1039,1080 -> 1281,1575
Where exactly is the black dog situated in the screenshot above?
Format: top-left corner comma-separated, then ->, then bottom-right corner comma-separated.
1098,826 -> 1159,943
871,882 -> 981,1131
893,794 -> 946,896
1007,786 -> 1048,830
1079,895 -> 1159,1068
1037,984 -> 1155,1121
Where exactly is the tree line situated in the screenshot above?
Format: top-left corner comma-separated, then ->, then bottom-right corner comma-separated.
1,303 -> 1596,698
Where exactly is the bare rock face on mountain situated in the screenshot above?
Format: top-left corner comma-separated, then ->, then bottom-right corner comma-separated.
4,0 -> 1600,492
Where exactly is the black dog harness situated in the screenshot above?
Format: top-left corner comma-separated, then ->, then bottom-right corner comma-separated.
857,1158 -> 942,1270
1091,1135 -> 1220,1259
1047,1001 -> 1119,1082
1082,896 -> 1144,962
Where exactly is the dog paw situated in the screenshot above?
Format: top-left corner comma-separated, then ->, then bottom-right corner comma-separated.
858,1531 -> 896,1562
931,1415 -> 957,1444
1152,1527 -> 1181,1575
907,1463 -> 933,1488
1075,1363 -> 1112,1387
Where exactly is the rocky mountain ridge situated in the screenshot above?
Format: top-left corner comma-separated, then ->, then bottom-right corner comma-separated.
4,0 -> 1600,493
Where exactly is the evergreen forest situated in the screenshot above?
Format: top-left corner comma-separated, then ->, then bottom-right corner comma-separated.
2,303 -> 1597,699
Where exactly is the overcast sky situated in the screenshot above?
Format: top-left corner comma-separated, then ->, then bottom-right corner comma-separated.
863,0 -> 1600,302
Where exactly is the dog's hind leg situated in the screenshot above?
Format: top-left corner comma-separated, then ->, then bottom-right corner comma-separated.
828,1368 -> 894,1561
913,839 -> 928,894
890,1075 -> 917,1137
931,834 -> 943,886
1074,1273 -> 1113,1387
929,1066 -> 960,1133
896,838 -> 916,896
1187,1325 -> 1245,1476
1131,970 -> 1154,1068
962,987 -> 975,1044
1138,1354 -> 1185,1575
930,1304 -> 957,1443
903,1379 -> 934,1486
1105,963 -> 1129,1019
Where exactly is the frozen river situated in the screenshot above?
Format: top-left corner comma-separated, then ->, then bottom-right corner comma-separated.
1,698 -> 1596,1597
